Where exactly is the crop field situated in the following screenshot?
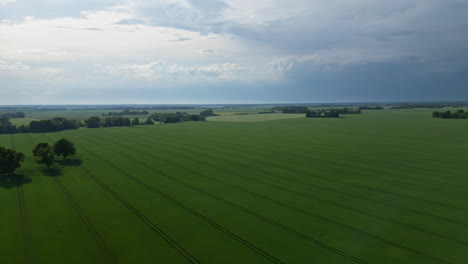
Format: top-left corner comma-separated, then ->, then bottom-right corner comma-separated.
9,118 -> 40,126
1,109 -> 468,263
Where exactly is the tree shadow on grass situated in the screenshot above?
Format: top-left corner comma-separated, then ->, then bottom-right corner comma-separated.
41,168 -> 64,177
0,174 -> 32,189
57,159 -> 82,166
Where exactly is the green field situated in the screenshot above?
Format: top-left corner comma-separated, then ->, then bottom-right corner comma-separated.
1,109 -> 468,263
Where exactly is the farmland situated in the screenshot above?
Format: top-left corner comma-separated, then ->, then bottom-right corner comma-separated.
1,109 -> 468,263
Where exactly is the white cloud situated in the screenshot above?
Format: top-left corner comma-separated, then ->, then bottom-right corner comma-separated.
0,0 -> 15,5
92,61 -> 252,81
0,60 -> 30,71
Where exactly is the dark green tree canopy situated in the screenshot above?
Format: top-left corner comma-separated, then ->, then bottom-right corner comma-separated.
85,116 -> 102,128
33,143 -> 50,156
54,139 -> 76,160
0,147 -> 25,176
145,118 -> 154,125
35,145 -> 55,169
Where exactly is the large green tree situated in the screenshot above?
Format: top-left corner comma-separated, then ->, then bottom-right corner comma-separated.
35,145 -> 55,170
85,116 -> 101,128
33,143 -> 50,156
53,139 -> 76,160
0,147 -> 25,176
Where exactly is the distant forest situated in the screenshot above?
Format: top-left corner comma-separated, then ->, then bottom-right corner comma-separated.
433,110 -> 468,119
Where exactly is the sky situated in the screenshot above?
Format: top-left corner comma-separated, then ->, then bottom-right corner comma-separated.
1,0 -> 468,104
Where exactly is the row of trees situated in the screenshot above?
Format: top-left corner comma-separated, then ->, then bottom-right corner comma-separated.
102,110 -> 150,116
323,108 -> 361,114
200,109 -> 217,117
0,139 -> 76,176
272,106 -> 309,113
359,106 -> 384,110
433,110 -> 468,119
306,110 -> 340,118
85,116 -> 154,128
0,117 -> 81,134
149,112 -> 206,123
0,112 -> 26,118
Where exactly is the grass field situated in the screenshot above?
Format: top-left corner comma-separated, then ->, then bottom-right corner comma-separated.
1,109 -> 468,263
9,118 -> 40,126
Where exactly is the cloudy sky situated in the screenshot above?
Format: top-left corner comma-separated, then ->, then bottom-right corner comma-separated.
1,0 -> 468,104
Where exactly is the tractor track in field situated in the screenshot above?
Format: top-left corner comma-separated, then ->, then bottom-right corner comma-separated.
204,135 -> 468,197
194,127 -> 468,178
151,131 -> 468,207
52,175 -> 118,264
80,165 -> 201,264
111,128 -> 468,228
142,126 -> 468,194
11,135 -> 34,264
84,132 -> 452,264
77,136 -> 370,264
42,134 -> 201,264
98,130 -> 468,249
127,129 -> 468,213
76,142 -> 287,264
32,134 -> 118,264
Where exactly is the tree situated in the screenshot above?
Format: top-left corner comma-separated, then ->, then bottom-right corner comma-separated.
145,118 -> 154,125
85,116 -> 101,128
53,139 -> 76,160
0,147 -> 25,176
200,109 -> 215,117
35,146 -> 55,170
0,117 -> 10,125
33,143 -> 50,156
132,117 -> 140,125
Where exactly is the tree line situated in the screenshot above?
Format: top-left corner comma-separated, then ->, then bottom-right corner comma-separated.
149,112 -> 206,123
359,106 -> 384,110
0,117 -> 81,134
102,110 -> 150,116
306,110 -> 340,118
432,110 -> 468,119
272,106 -> 309,113
85,116 -> 154,128
0,112 -> 26,118
0,139 -> 76,177
322,108 -> 361,114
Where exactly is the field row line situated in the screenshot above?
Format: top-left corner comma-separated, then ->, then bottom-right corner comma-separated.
104,129 -> 468,242
186,126 -> 468,179
80,131 -> 458,263
152,127 -> 468,192
116,128 -> 468,214
35,133 -> 119,264
73,139 -> 287,264
77,135 -> 370,264
43,133 -> 200,264
87,131 -> 452,264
